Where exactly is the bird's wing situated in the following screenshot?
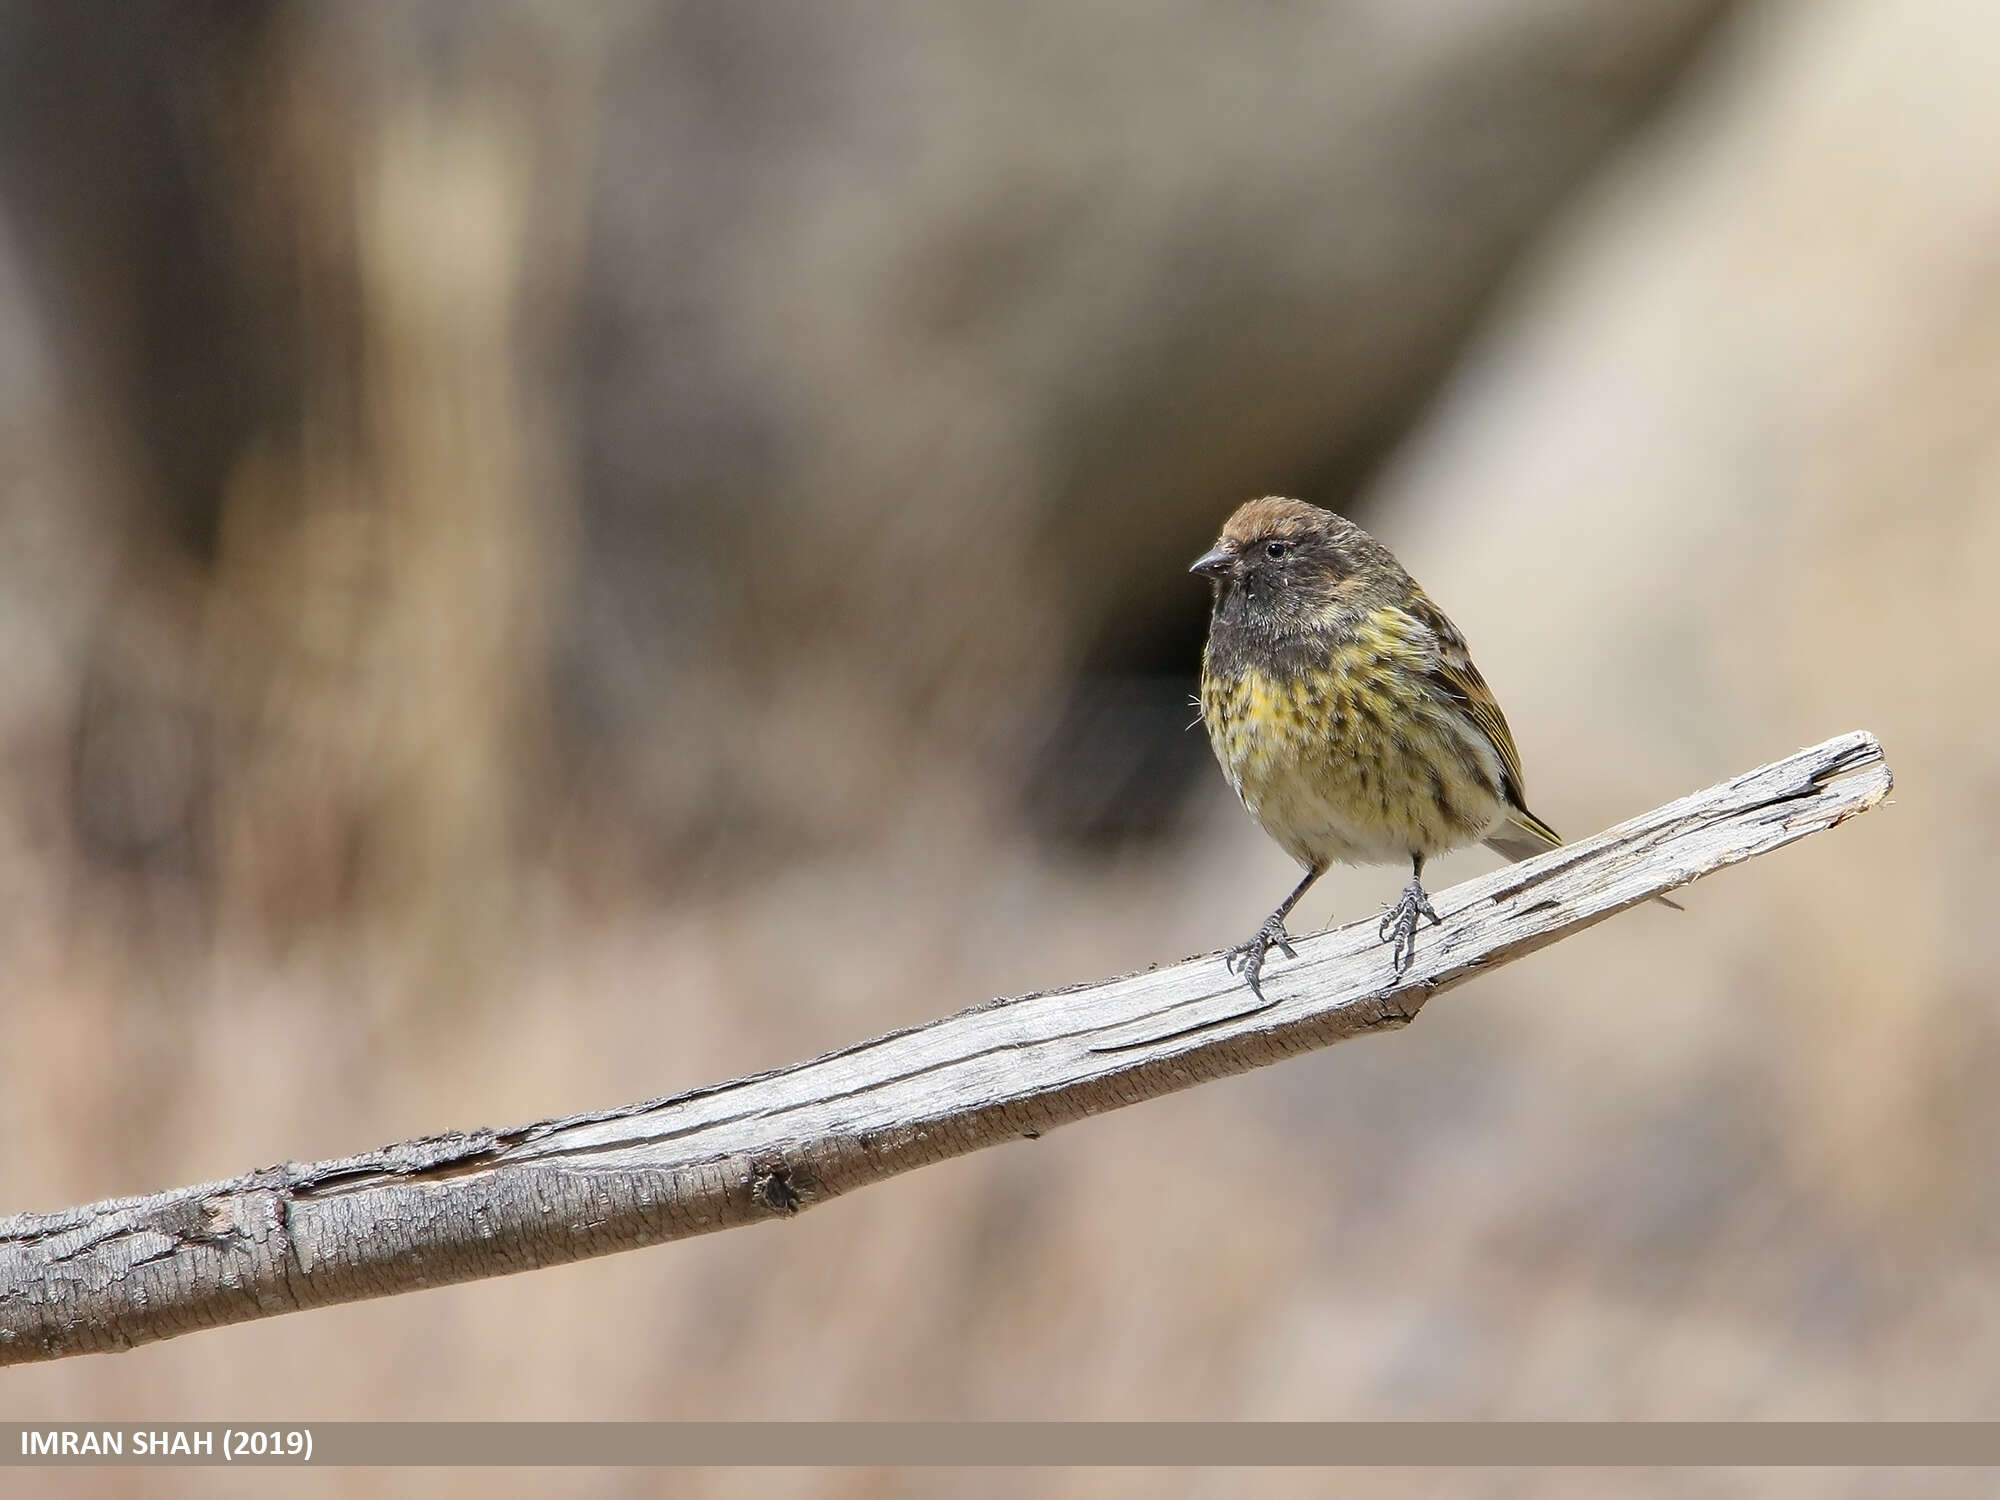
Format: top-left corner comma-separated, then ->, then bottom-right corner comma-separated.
1395,592 -> 1684,909
1394,592 -> 1540,824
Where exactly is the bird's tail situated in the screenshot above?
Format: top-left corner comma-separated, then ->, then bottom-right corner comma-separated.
1483,805 -> 1563,865
1485,809 -> 1684,911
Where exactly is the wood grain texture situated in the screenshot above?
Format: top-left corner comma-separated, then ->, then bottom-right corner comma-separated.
0,731 -> 1891,1365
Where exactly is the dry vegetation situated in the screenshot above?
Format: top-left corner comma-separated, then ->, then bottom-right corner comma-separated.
0,2 -> 1991,1497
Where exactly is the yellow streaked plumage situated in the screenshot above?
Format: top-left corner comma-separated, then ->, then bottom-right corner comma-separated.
1202,649 -> 1508,871
1190,496 -> 1576,992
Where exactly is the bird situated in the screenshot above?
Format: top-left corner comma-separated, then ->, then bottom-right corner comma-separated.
1191,495 -> 1607,995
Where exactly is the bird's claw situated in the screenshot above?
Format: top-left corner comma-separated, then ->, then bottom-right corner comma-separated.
1223,917 -> 1297,997
1379,880 -> 1441,976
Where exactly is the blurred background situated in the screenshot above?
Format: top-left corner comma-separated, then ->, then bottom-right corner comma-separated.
1,0 -> 1993,1494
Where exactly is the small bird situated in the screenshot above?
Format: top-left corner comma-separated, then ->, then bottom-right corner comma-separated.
1192,496 -> 1582,994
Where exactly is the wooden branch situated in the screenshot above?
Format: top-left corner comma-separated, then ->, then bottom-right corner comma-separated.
0,731 -> 1891,1365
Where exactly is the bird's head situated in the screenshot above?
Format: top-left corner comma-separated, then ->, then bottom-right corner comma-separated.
1190,497 -> 1379,630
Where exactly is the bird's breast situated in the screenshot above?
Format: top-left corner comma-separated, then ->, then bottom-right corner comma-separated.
1200,644 -> 1504,867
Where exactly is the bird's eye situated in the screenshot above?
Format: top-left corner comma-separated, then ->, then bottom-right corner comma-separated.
1265,540 -> 1290,560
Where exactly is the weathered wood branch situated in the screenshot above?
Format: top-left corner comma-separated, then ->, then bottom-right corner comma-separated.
0,731 -> 1890,1365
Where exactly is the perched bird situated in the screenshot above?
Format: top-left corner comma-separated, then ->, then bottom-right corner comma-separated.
1192,496 -> 1582,994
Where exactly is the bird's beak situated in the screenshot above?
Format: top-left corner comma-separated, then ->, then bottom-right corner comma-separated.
1189,545 -> 1233,579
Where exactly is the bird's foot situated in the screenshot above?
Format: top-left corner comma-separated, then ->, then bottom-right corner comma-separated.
1223,915 -> 1298,999
1378,878 -> 1442,976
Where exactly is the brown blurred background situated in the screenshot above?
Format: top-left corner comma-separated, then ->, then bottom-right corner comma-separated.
2,0 -> 1994,1494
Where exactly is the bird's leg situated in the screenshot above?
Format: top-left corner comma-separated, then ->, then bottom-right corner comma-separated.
1379,853 -> 1443,975
1225,864 -> 1323,998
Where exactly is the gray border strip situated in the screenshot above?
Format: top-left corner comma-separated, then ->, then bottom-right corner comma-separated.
6,1423 -> 2000,1467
